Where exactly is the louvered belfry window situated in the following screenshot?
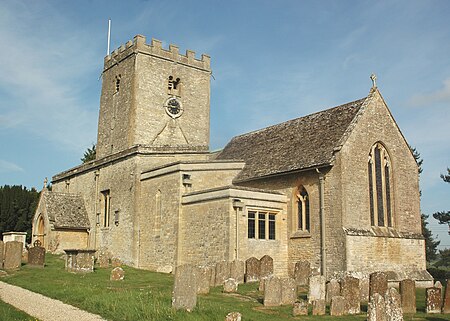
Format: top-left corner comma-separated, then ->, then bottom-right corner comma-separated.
368,143 -> 393,227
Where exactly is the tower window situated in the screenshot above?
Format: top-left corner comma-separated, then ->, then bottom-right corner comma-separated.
168,76 -> 181,95
115,75 -> 121,93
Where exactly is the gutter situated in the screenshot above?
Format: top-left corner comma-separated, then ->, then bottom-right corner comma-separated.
316,168 -> 326,278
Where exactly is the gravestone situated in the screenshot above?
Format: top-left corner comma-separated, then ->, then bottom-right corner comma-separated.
360,276 -> 370,302
312,299 -> 326,315
28,246 -> 45,267
292,300 -> 308,316
259,276 -> 268,292
367,293 -> 386,321
245,257 -> 260,282
97,251 -> 110,268
223,278 -> 238,293
0,240 -> 4,269
341,276 -> 360,314
64,249 -> 96,273
426,287 -> 442,314
443,279 -> 450,314
230,260 -> 245,284
197,266 -> 212,294
385,287 -> 403,321
294,260 -> 310,287
209,264 -> 216,287
260,255 -> 273,278
21,248 -> 28,264
370,272 -> 388,297
110,267 -> 125,281
215,261 -> 230,286
399,279 -> 416,314
434,281 -> 443,289
111,257 -> 122,267
225,312 -> 241,321
4,241 -> 22,270
308,275 -> 326,303
330,296 -> 346,316
172,264 -> 198,312
326,279 -> 341,303
264,275 -> 282,307
280,277 -> 297,305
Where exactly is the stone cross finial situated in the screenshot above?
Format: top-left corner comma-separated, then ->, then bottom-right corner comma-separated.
43,177 -> 48,189
370,73 -> 377,88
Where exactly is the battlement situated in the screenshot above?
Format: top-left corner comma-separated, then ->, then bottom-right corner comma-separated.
104,35 -> 211,71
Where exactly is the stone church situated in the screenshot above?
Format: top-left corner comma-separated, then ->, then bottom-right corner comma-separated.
32,35 -> 429,281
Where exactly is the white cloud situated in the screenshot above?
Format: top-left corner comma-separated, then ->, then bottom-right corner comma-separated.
0,160 -> 24,173
409,78 -> 450,107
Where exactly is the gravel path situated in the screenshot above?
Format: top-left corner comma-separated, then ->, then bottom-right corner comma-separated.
0,281 -> 107,321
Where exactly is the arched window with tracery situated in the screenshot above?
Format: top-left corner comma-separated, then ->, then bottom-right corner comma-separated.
296,186 -> 310,231
368,143 -> 393,227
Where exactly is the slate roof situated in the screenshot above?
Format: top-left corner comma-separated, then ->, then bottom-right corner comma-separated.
216,97 -> 367,182
44,192 -> 90,229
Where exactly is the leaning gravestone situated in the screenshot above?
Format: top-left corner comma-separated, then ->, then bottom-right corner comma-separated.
110,267 -> 125,281
28,246 -> 45,267
172,264 -> 198,312
369,272 -> 388,297
215,261 -> 230,286
293,300 -> 308,316
308,275 -> 326,303
230,260 -> 245,284
223,278 -> 238,293
443,279 -> 450,314
264,275 -> 282,307
260,255 -> 273,278
197,266 -> 212,294
245,257 -> 260,282
280,277 -> 297,305
426,287 -> 442,314
4,241 -> 22,270
341,275 -> 360,314
294,260 -> 310,287
0,240 -> 4,269
399,279 -> 416,314
367,293 -> 386,321
326,279 -> 341,303
385,287 -> 403,321
330,296 -> 346,316
312,299 -> 326,315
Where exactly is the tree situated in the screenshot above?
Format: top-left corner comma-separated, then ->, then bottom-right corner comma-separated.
81,144 -> 96,163
432,167 -> 450,234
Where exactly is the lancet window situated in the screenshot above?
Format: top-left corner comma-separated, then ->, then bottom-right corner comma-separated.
296,186 -> 310,232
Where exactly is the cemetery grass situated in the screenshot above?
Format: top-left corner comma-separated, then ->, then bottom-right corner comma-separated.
0,299 -> 38,321
1,254 -> 449,321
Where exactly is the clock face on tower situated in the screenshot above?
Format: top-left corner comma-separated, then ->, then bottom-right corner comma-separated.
164,97 -> 183,119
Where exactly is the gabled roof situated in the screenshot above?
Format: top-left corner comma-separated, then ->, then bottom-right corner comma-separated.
43,192 -> 90,229
216,97 -> 368,182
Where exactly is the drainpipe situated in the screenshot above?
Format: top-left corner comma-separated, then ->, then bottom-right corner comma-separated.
232,199 -> 244,261
316,168 -> 326,279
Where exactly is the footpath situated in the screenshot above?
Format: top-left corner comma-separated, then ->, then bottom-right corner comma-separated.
0,281 -> 107,321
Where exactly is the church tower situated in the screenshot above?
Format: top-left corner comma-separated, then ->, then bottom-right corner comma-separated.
96,35 -> 211,159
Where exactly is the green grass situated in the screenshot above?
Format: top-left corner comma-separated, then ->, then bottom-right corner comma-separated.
0,299 -> 38,321
1,254 -> 449,321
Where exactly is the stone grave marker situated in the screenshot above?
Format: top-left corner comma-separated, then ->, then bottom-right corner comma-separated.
264,275 -> 282,307
64,249 -> 95,273
4,241 -> 22,270
434,281 -> 443,289
245,257 -> 260,282
294,260 -> 310,287
223,278 -> 238,293
293,300 -> 308,316
443,279 -> 450,314
225,312 -> 241,321
367,293 -> 386,321
330,296 -> 346,316
426,287 -> 442,314
209,264 -> 216,287
326,279 -> 341,303
21,248 -> 28,264
110,267 -> 125,281
360,276 -> 370,302
341,275 -> 360,314
0,240 -> 4,269
28,246 -> 45,267
111,257 -> 122,267
259,276 -> 268,292
370,272 -> 388,297
385,287 -> 403,321
197,266 -> 212,294
312,299 -> 326,315
308,275 -> 325,303
215,261 -> 230,286
260,255 -> 273,278
97,252 -> 110,268
280,277 -> 297,305
230,260 -> 245,284
172,264 -> 198,312
399,279 -> 416,314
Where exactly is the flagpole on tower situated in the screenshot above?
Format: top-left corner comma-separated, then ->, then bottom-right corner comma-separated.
107,18 -> 111,55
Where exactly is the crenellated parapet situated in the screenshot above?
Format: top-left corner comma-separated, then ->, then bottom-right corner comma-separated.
104,34 -> 211,71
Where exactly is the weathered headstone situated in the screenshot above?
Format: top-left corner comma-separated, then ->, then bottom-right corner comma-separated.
225,312 -> 241,321
259,276 -> 268,292
312,299 -> 326,315
330,296 -> 346,316
326,279 -> 341,303
0,240 -> 4,269
360,276 -> 370,302
64,249 -> 95,273
370,272 -> 388,297
21,248 -> 28,264
367,293 -> 386,321
308,275 -> 326,303
434,281 -> 443,289
264,275 -> 282,307
0,270 -> 7,277
280,277 -> 297,305
110,267 -> 125,281
245,257 -> 260,282
4,241 -> 22,270
197,266 -> 212,294
111,257 -> 122,267
443,279 -> 450,314
230,260 -> 245,284
385,287 -> 403,321
260,255 -> 273,278
294,260 -> 310,287
292,300 -> 308,316
215,261 -> 230,286
426,287 -> 442,314
341,275 -> 360,314
97,252 -> 110,268
223,278 -> 238,293
399,279 -> 416,314
28,246 -> 45,267
172,264 -> 198,312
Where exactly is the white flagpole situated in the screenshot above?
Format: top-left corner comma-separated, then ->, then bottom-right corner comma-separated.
107,18 -> 111,55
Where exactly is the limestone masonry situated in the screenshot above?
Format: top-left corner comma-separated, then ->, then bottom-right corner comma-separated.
32,34 -> 430,283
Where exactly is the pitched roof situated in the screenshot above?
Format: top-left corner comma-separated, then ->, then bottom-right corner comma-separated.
44,192 -> 90,229
216,97 -> 367,182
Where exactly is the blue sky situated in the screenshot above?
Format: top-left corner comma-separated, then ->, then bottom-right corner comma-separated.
0,0 -> 449,248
